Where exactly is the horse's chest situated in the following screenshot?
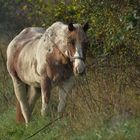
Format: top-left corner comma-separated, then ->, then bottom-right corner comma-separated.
50,62 -> 72,83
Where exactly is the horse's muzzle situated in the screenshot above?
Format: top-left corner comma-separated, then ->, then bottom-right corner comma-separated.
78,69 -> 86,76
73,59 -> 86,76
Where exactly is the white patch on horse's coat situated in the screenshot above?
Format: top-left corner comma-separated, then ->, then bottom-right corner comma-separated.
74,59 -> 85,74
64,50 -> 69,57
74,42 -> 83,57
41,95 -> 48,117
73,42 -> 85,75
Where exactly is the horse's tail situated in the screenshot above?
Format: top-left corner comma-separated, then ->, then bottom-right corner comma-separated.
16,100 -> 25,123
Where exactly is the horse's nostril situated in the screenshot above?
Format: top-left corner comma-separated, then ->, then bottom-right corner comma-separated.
79,70 -> 86,76
73,59 -> 86,76
74,66 -> 86,76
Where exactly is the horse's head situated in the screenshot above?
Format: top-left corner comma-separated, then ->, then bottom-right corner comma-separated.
36,22 -> 89,77
65,22 -> 89,76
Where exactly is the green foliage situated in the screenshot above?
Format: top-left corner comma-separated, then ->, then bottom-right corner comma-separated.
1,0 -> 137,61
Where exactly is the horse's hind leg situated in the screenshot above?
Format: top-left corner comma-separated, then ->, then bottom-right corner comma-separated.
28,86 -> 41,114
12,77 -> 30,124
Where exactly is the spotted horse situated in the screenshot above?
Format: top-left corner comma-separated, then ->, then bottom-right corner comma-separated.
7,21 -> 89,124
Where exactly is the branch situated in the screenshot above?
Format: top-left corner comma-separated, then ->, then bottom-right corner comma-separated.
25,116 -> 63,140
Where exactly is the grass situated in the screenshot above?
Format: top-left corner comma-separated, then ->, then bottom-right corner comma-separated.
0,107 -> 140,140
71,116 -> 140,140
0,108 -> 61,140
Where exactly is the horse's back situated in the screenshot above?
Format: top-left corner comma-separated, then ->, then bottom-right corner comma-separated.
18,27 -> 45,41
7,27 -> 45,59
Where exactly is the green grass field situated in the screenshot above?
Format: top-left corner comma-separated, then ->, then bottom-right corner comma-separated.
0,107 -> 140,140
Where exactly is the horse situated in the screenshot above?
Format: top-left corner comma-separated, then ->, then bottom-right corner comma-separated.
6,21 -> 89,124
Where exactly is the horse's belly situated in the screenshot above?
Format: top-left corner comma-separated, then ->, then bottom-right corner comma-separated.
17,57 -> 41,87
18,68 -> 41,87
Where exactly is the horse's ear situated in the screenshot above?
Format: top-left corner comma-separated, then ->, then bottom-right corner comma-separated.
83,22 -> 89,32
68,23 -> 75,31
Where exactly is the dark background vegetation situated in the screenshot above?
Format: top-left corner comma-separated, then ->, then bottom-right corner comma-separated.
0,0 -> 140,139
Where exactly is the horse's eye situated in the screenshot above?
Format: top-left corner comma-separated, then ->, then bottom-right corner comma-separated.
83,41 -> 89,47
71,39 -> 75,46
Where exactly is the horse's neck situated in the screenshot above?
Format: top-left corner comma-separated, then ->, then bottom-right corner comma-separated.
35,26 -> 68,75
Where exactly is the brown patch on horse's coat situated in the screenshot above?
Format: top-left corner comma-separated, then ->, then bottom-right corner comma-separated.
46,47 -> 72,83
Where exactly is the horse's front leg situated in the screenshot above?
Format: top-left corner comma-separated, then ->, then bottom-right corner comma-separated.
40,77 -> 51,117
58,77 -> 74,114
